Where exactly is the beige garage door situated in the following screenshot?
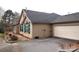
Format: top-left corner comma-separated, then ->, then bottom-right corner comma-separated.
53,24 -> 79,40
33,24 -> 52,38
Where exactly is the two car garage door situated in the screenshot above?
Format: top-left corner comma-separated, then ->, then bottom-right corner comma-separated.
53,23 -> 79,40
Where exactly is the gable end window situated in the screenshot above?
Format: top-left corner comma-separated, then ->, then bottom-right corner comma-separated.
20,22 -> 30,34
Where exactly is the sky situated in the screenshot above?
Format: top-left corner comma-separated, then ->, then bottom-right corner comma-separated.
0,0 -> 79,15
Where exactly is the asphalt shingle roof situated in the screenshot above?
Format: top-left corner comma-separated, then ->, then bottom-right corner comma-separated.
52,12 -> 79,23
26,10 -> 60,23
14,9 -> 79,24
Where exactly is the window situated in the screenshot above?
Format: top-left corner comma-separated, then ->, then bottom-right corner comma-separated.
20,22 -> 30,33
20,24 -> 23,32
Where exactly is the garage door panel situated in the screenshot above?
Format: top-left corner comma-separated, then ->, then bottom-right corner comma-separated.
54,25 -> 79,40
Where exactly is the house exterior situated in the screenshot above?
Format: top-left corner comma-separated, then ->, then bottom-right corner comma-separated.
52,13 -> 79,40
5,9 -> 79,41
26,10 -> 60,39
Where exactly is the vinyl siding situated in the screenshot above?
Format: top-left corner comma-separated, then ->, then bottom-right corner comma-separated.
32,24 -> 52,38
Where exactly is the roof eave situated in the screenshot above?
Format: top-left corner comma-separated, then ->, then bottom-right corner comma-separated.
52,21 -> 79,24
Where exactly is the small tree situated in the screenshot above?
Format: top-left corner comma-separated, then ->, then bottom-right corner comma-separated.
2,10 -> 15,25
2,10 -> 15,35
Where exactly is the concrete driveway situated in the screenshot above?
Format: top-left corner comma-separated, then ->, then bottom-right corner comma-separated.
0,38 -> 78,52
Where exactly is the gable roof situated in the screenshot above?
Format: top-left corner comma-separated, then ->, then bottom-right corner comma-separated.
13,9 -> 61,25
18,9 -> 31,24
26,10 -> 60,23
52,12 -> 79,23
